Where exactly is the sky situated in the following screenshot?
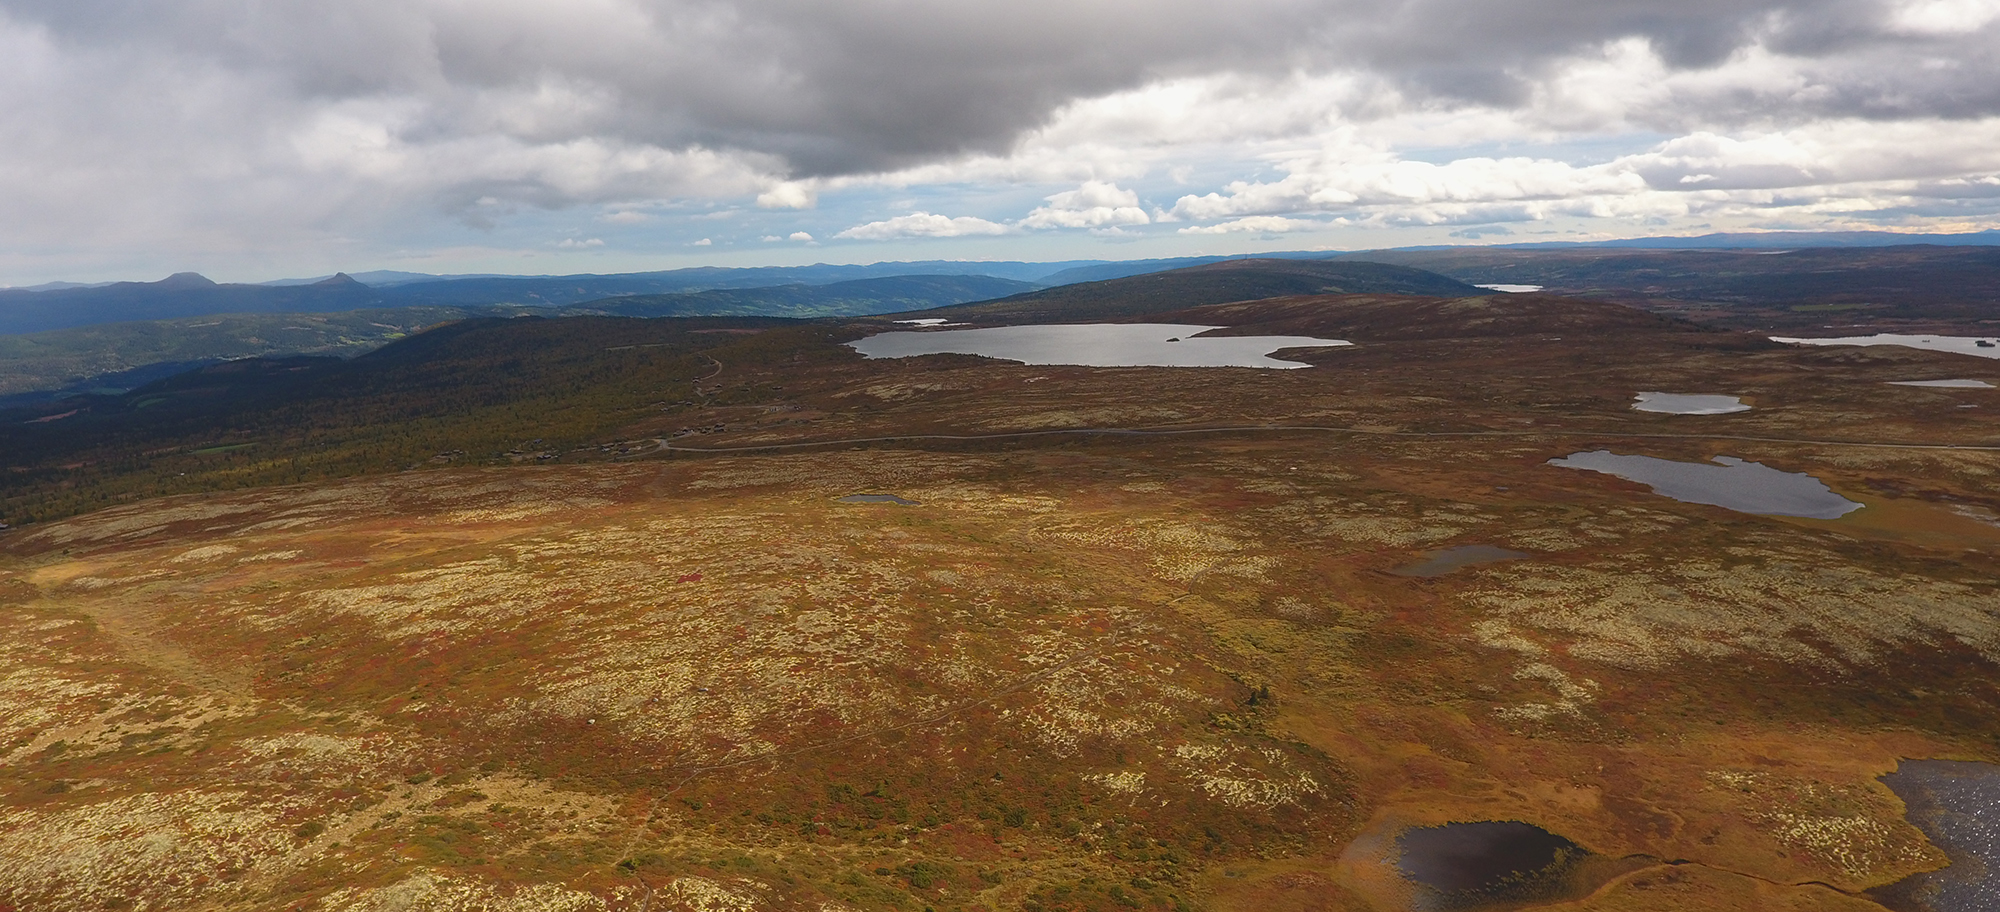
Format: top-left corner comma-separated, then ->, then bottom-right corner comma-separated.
3,0 -> 2000,285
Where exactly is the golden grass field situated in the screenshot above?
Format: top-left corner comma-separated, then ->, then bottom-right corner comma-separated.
3,294 -> 1997,911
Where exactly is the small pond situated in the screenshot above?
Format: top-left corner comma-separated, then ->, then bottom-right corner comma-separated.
1891,379 -> 1995,389
1393,545 -> 1530,578
1397,821 -> 1583,903
836,494 -> 918,505
1632,392 -> 1751,415
1772,334 -> 2000,360
847,323 -> 1351,368
1549,451 -> 1863,519
1475,284 -> 1544,293
1870,759 -> 2000,912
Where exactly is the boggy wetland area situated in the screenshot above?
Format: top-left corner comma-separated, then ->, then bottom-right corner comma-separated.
3,286 -> 2000,912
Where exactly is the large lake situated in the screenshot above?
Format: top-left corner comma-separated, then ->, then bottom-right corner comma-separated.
1874,759 -> 2000,912
848,323 -> 1351,368
1632,392 -> 1750,415
1772,333 -> 2000,360
1550,451 -> 1863,519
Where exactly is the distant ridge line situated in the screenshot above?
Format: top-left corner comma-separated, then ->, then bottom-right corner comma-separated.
1478,228 -> 2000,250
18,228 -> 1997,292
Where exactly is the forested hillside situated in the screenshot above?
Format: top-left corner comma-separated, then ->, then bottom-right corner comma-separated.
0,316 -> 822,523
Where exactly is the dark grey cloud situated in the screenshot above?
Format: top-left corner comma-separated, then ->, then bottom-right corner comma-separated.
1,0 -> 1320,174
6,0 -> 1997,179
2,0 -> 1999,282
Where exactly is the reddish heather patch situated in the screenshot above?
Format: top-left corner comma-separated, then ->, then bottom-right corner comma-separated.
923,822 -> 1007,861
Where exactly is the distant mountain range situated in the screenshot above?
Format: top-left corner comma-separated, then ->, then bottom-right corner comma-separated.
0,273 -> 383,335
0,275 -> 1036,401
0,305 -> 503,404
5,232 -> 2000,401
574,275 -> 1036,319
0,259 -> 1483,401
0,267 -> 1055,336
7,229 -> 1999,334
261,260 -> 1097,289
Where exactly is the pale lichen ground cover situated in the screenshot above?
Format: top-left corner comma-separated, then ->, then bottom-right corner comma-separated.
0,441 -> 1993,911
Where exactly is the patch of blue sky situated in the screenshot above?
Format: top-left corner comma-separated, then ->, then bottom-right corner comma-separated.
1391,132 -> 1677,168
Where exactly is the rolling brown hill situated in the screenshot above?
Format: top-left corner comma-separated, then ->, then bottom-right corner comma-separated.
1153,291 -> 1714,342
919,258 -> 1483,324
1340,244 -> 2000,330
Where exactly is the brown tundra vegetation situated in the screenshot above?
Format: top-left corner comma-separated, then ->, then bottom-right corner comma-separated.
2,292 -> 1997,912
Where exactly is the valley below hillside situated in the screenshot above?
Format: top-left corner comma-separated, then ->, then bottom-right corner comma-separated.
1,284 -> 1997,912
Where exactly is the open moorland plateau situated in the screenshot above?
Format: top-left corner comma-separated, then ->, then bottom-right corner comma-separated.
4,260 -> 2000,912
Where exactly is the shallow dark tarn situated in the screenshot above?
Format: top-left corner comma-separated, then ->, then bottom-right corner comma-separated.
836,494 -> 918,505
1397,820 -> 1583,897
1391,545 -> 1529,578
1869,759 -> 2000,912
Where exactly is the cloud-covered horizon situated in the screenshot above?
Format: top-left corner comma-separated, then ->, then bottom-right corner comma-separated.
2,0 -> 1999,283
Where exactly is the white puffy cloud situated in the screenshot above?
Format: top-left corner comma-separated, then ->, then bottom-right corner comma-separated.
788,231 -> 815,241
1163,116 -> 2000,233
1889,0 -> 2000,35
1178,216 -> 1336,234
1019,180 -> 1152,229
834,212 -> 1011,240
1170,147 -> 1645,221
757,182 -> 818,209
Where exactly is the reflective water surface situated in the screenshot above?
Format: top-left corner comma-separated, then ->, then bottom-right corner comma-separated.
1549,451 -> 1864,519
1871,760 -> 2000,912
1632,392 -> 1751,414
849,323 -> 1351,368
1772,334 -> 2000,360
1397,821 -> 1584,908
1392,545 -> 1530,577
